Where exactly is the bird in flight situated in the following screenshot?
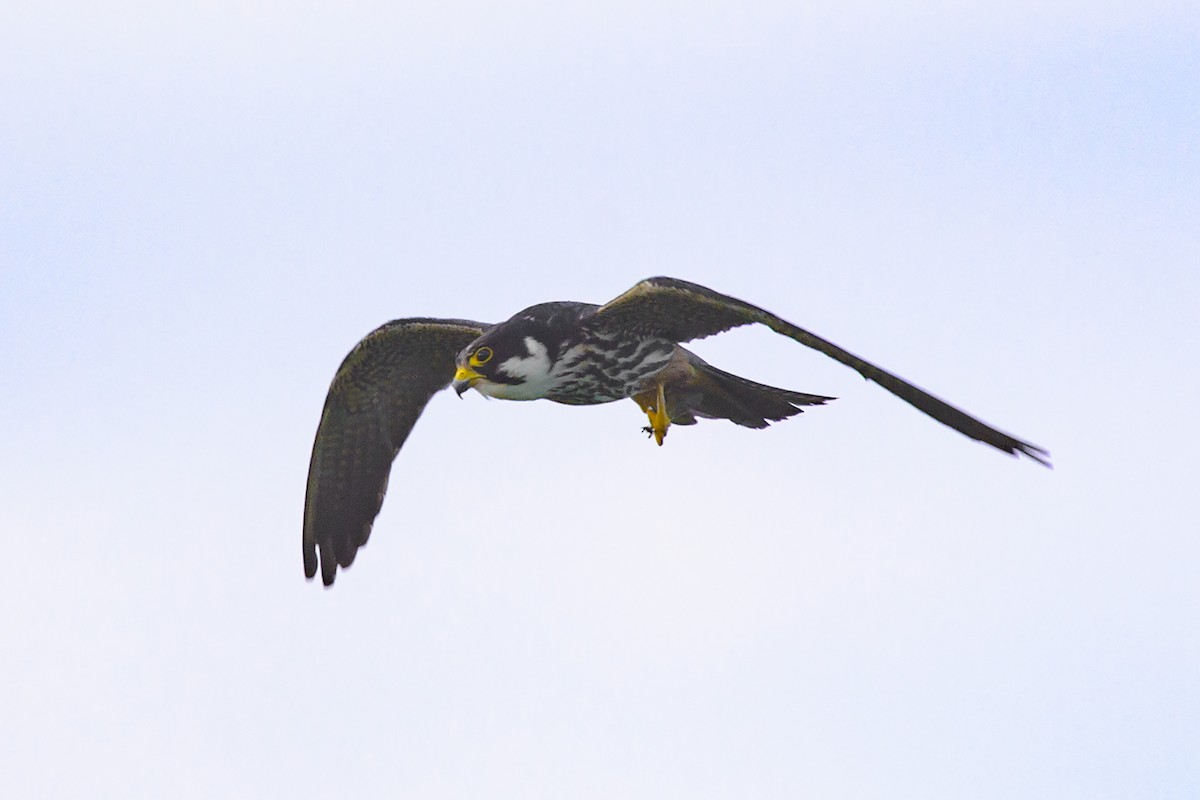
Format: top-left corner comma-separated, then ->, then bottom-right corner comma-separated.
303,276 -> 1049,585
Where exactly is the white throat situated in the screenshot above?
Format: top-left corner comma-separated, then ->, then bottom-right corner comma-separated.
474,336 -> 557,400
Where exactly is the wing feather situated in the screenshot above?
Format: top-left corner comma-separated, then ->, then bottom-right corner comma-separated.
303,318 -> 490,585
591,277 -> 1049,465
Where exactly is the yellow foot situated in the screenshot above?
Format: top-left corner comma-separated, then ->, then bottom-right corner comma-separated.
635,382 -> 671,446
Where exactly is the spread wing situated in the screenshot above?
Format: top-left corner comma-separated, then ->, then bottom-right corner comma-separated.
590,277 -> 1049,466
303,318 -> 490,586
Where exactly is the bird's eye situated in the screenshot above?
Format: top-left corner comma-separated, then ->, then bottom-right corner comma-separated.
472,346 -> 493,366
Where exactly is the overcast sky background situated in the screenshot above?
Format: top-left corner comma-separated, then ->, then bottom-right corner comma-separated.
2,2 -> 1198,798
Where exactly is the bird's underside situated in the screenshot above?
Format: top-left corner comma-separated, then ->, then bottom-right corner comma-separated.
625,345 -> 833,445
304,277 -> 1050,585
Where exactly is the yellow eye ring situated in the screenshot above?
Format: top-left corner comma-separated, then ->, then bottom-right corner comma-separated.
471,346 -> 493,366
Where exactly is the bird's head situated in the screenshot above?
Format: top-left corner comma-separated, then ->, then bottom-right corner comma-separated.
452,313 -> 565,401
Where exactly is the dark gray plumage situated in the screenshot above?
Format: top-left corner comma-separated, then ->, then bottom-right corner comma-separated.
304,278 -> 1049,586
303,318 -> 488,586
589,277 -> 1049,464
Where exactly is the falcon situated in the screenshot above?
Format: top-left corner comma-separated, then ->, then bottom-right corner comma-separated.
303,277 -> 1049,585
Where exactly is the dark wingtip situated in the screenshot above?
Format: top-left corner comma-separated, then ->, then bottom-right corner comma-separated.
320,543 -> 337,586
1018,443 -> 1053,469
303,541 -> 317,580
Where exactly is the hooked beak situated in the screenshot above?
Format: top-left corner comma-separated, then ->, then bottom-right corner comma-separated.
452,364 -> 482,397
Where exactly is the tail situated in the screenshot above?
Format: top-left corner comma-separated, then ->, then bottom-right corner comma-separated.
669,359 -> 834,429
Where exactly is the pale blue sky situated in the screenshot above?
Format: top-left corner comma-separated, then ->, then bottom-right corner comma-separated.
2,2 -> 1198,798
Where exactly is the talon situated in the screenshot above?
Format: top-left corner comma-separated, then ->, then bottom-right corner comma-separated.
633,382 -> 672,446
647,383 -> 670,446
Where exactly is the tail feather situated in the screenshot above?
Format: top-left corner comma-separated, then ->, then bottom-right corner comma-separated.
671,361 -> 833,429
